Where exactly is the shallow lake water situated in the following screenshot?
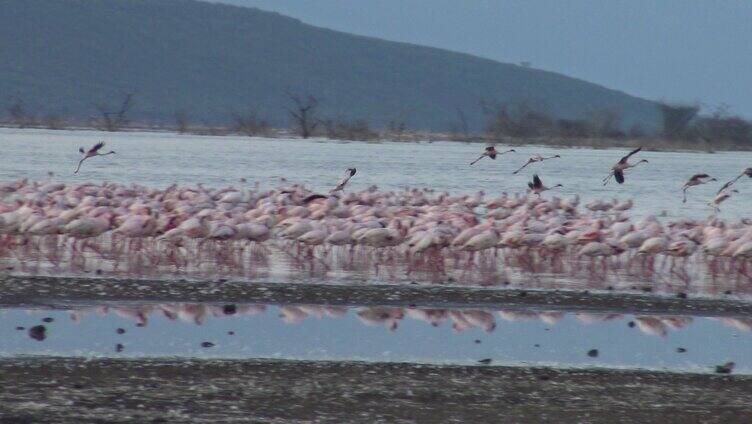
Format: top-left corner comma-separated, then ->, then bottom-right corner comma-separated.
0,127 -> 750,221
1,302 -> 749,374
1,128 -> 751,373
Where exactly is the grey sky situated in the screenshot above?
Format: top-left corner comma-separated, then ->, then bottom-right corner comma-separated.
214,0 -> 752,117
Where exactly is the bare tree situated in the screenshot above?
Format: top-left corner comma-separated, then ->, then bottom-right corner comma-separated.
481,101 -> 555,139
692,106 -> 752,145
43,114 -> 67,130
285,90 -> 319,138
386,118 -> 409,141
557,119 -> 593,138
659,102 -> 699,139
174,111 -> 189,134
232,110 -> 270,137
588,108 -> 624,138
95,92 -> 136,132
448,106 -> 471,140
480,100 -> 514,140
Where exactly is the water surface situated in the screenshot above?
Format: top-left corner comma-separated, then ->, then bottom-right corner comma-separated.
1,128 -> 750,220
2,302 -> 749,374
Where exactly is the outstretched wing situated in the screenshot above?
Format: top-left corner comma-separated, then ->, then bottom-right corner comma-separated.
532,174 -> 542,189
331,171 -> 353,192
469,154 -> 485,165
618,147 -> 642,164
513,159 -> 534,175
614,169 -> 625,184
717,180 -> 734,194
89,141 -> 105,154
302,194 -> 328,204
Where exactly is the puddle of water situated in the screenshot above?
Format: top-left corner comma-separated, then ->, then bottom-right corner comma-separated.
1,303 -> 749,374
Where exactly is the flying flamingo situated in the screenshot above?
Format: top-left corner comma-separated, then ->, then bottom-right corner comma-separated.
74,142 -> 116,174
681,174 -> 716,203
710,188 -> 738,212
528,174 -> 563,196
469,146 -> 515,165
330,168 -> 356,193
716,167 -> 752,194
512,154 -> 561,174
603,147 -> 648,185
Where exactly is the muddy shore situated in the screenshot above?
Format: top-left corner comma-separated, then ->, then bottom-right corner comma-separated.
0,357 -> 750,423
1,275 -> 750,317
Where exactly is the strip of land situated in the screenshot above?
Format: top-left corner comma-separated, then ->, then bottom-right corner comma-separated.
1,275 -> 750,317
0,357 -> 749,423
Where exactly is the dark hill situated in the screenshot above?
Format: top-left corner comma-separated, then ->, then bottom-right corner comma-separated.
0,0 -> 661,131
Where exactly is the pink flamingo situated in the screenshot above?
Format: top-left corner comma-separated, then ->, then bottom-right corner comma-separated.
469,146 -> 515,165
717,167 -> 752,194
330,168 -> 357,193
512,154 -> 561,174
710,188 -> 738,213
74,142 -> 116,174
682,174 -> 716,203
528,174 -> 563,196
603,147 -> 648,185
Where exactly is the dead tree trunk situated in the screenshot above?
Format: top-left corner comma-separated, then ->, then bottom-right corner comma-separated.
96,92 -> 136,132
285,91 -> 319,138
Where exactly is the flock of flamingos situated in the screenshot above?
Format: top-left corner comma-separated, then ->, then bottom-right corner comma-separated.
1,141 -> 752,285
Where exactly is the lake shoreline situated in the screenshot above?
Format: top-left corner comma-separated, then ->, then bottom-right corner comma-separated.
1,356 -> 750,423
2,275 -> 751,317
0,124 -> 745,153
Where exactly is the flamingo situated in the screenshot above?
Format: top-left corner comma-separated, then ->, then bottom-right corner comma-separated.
682,174 -> 716,203
578,241 -> 617,257
528,174 -> 562,196
512,154 -> 561,174
469,146 -> 515,165
330,168 -> 357,193
74,142 -> 116,174
461,229 -> 499,252
710,189 -> 738,212
637,237 -> 667,255
717,167 -> 752,194
603,147 -> 648,185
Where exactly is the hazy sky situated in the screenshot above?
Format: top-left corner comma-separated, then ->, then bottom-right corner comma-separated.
215,0 -> 752,117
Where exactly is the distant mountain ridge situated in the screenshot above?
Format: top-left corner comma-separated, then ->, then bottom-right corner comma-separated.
0,0 -> 661,132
